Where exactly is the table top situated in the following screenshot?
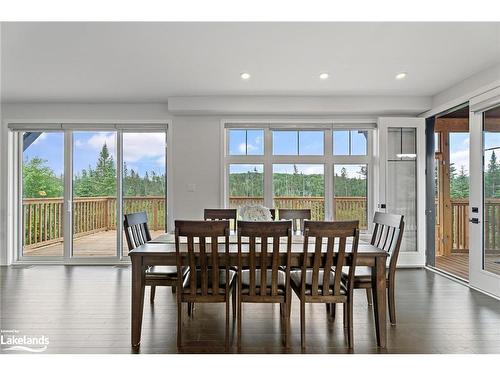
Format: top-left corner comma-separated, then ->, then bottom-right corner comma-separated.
129,233 -> 388,258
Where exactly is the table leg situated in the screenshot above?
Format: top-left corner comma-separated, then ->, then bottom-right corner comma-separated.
131,256 -> 145,347
371,256 -> 387,348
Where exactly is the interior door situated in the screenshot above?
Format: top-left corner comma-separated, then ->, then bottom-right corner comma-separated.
469,89 -> 500,297
377,117 -> 426,266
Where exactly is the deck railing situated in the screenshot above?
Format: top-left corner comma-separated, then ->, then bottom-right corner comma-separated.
439,198 -> 500,253
230,196 -> 367,228
22,195 -> 500,252
22,196 -> 165,249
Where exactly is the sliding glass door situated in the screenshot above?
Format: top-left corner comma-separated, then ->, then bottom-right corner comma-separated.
16,125 -> 168,263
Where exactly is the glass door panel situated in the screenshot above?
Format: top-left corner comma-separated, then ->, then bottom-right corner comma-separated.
386,128 -> 418,252
21,132 -> 64,257
122,132 -> 167,255
72,131 -> 117,257
483,108 -> 500,275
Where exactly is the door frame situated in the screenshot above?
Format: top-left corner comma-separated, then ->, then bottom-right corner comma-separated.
377,117 -> 427,267
469,88 -> 500,297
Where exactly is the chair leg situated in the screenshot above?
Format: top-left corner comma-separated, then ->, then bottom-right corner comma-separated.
300,300 -> 306,349
225,297 -> 230,349
366,288 -> 373,306
232,286 -> 237,318
284,302 -> 290,348
177,302 -> 182,347
237,298 -> 242,348
347,301 -> 354,348
343,302 -> 348,328
150,285 -> 156,303
172,285 -> 176,294
326,303 -> 330,313
187,302 -> 192,316
331,303 -> 336,319
388,282 -> 396,325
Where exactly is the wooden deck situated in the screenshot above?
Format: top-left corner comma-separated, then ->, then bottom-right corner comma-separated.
23,230 -> 165,257
435,253 -> 500,281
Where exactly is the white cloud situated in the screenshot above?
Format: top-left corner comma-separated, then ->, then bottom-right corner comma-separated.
450,149 -> 469,174
238,143 -> 246,153
75,132 -> 165,164
123,133 -> 165,162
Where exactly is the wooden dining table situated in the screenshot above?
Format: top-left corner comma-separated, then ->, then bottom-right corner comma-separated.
129,233 -> 389,348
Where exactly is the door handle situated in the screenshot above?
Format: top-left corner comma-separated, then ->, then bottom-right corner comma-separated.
469,218 -> 480,224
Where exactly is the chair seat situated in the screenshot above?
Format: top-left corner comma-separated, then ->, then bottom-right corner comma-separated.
146,265 -> 188,279
182,269 -> 236,295
290,269 -> 347,295
341,266 -> 389,284
240,269 -> 286,295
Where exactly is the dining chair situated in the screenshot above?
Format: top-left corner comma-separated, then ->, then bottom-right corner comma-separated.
290,220 -> 360,349
341,211 -> 404,325
124,211 -> 188,303
236,220 -> 292,348
278,208 -> 311,232
175,220 -> 237,348
204,208 -> 238,230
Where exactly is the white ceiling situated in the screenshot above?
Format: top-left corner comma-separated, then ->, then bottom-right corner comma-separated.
1,22 -> 499,102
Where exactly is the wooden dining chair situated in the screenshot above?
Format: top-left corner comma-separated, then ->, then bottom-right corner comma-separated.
236,220 -> 292,348
124,211 -> 188,303
204,208 -> 238,230
278,208 -> 311,232
290,220 -> 360,348
175,220 -> 237,348
341,212 -> 404,325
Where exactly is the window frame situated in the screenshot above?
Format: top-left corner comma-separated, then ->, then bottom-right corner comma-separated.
223,121 -> 374,228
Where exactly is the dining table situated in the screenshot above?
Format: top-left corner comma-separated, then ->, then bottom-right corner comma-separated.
129,232 -> 389,348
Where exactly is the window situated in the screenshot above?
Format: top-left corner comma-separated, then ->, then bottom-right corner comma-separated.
333,130 -> 368,155
273,130 -> 324,155
224,124 -> 373,226
334,164 -> 367,228
228,129 -> 264,155
228,164 -> 264,210
273,164 -> 325,220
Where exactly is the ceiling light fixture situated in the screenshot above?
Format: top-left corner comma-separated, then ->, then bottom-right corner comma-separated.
240,72 -> 251,80
319,72 -> 329,80
395,72 -> 407,80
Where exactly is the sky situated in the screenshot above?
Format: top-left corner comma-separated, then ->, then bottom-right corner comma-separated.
23,131 -> 166,177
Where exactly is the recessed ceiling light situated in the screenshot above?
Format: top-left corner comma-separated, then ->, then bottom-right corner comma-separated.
319,72 -> 329,80
240,72 -> 251,80
395,72 -> 407,80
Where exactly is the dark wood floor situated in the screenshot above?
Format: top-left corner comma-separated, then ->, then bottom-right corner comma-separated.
1,265 -> 499,354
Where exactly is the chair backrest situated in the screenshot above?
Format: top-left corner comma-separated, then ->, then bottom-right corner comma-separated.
204,208 -> 237,230
300,221 -> 360,298
269,209 -> 276,221
124,211 -> 151,250
370,212 -> 405,272
175,220 -> 230,297
237,220 -> 292,298
278,208 -> 311,232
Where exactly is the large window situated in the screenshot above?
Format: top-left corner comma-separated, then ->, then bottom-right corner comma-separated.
15,125 -> 168,262
273,164 -> 325,220
225,124 -> 373,226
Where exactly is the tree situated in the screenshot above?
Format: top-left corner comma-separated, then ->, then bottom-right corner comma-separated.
22,157 -> 63,198
485,151 -> 500,199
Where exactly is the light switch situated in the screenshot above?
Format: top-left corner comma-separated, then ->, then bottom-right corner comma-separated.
187,183 -> 196,192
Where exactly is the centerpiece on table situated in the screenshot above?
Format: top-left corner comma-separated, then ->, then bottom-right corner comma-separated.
239,204 -> 273,221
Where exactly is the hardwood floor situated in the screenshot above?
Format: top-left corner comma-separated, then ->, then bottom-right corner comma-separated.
1,265 -> 499,354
